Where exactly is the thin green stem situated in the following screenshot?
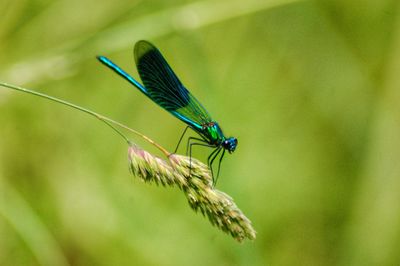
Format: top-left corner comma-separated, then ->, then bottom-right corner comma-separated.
0,82 -> 170,156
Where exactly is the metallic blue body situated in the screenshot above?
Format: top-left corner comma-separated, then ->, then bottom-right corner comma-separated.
97,40 -> 238,183
97,56 -> 147,95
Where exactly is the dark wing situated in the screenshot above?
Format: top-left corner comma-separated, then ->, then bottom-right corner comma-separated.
134,40 -> 212,130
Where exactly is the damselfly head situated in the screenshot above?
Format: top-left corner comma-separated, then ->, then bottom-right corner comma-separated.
223,137 -> 238,153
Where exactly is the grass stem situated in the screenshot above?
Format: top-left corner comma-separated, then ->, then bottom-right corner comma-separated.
0,81 -> 170,156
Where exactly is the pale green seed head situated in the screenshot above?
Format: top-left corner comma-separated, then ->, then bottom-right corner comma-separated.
127,144 -> 256,242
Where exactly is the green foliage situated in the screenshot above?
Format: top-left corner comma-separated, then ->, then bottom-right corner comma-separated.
1,0 -> 400,265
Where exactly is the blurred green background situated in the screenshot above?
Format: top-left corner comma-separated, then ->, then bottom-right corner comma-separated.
1,0 -> 400,265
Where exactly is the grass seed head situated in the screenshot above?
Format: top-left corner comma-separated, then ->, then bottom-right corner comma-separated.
128,144 -> 256,242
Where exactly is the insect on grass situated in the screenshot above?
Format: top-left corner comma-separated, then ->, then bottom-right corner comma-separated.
0,44 -> 255,242
97,40 -> 238,185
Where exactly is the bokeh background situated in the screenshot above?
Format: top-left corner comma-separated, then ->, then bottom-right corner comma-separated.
1,0 -> 400,265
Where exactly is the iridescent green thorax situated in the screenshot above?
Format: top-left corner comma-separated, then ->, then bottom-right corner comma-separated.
202,122 -> 225,144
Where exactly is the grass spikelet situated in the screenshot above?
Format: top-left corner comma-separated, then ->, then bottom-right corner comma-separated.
128,144 -> 186,187
128,144 -> 256,242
